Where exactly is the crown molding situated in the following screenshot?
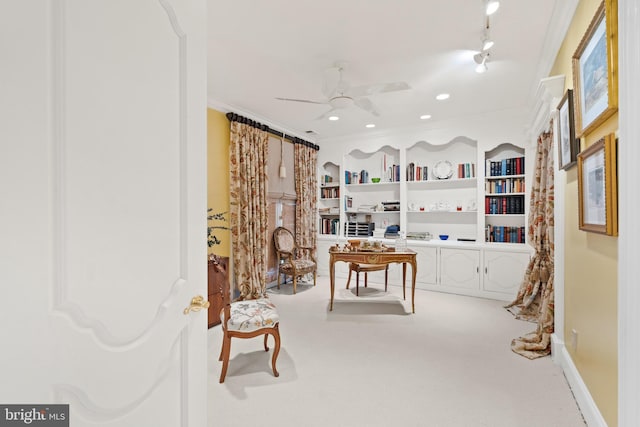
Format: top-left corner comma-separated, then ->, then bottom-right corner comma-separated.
526,75 -> 565,142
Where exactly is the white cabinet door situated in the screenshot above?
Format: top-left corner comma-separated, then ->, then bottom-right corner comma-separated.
316,240 -> 332,276
440,248 -> 480,289
483,249 -> 530,296
411,246 -> 438,288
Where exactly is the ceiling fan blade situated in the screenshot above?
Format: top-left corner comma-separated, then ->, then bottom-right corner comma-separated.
275,97 -> 326,105
322,67 -> 341,98
354,97 -> 380,117
315,108 -> 337,121
348,81 -> 410,98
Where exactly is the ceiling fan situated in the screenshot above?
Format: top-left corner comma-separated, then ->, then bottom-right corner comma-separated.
275,63 -> 410,120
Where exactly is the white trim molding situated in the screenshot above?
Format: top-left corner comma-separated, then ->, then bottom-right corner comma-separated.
618,0 -> 640,425
554,339 -> 608,427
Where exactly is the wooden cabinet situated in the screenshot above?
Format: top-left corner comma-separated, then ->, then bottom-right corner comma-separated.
208,256 -> 230,328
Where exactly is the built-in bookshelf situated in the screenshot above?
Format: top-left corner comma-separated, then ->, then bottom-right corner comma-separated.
484,143 -> 526,244
318,161 -> 341,235
405,138 -> 478,241
317,139 -> 527,244
342,146 -> 401,235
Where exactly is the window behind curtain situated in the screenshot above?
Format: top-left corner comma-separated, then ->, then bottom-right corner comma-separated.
266,135 -> 296,284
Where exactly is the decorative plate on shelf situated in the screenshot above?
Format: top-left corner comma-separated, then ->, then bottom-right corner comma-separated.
433,160 -> 454,179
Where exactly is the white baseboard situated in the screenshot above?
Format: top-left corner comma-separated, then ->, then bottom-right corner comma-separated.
552,334 -> 608,427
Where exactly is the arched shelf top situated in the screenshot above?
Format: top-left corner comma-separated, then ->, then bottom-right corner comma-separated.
347,144 -> 399,159
485,142 -> 525,159
407,136 -> 477,152
321,160 -> 340,169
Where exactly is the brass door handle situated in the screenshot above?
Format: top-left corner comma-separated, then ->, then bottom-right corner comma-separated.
183,295 -> 210,315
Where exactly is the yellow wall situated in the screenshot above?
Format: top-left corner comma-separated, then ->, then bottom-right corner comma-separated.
207,108 -> 230,257
550,0 -> 618,425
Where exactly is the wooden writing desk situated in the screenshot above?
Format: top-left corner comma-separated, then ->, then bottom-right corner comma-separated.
328,247 -> 418,313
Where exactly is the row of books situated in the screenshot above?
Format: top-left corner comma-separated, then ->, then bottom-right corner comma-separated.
320,174 -> 335,184
485,195 -> 525,214
343,167 -> 401,184
320,218 -> 340,235
486,225 -> 526,243
485,177 -> 525,194
457,163 -> 476,179
320,187 -> 340,199
406,164 -> 429,181
486,156 -> 525,177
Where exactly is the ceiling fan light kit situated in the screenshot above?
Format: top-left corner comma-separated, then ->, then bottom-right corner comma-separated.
275,63 -> 409,121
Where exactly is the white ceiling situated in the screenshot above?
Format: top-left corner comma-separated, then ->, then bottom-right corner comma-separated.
207,0 -> 567,142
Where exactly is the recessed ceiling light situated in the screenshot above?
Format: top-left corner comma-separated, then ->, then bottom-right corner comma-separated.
420,114 -> 432,120
365,124 -> 376,128
436,93 -> 450,101
328,116 -> 339,121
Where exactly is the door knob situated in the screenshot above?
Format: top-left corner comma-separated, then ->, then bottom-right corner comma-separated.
183,295 -> 210,315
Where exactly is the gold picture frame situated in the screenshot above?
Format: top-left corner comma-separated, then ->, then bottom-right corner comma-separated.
577,133 -> 618,236
572,0 -> 618,138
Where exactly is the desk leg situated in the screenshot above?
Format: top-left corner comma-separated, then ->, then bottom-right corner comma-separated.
411,260 -> 417,314
402,263 -> 407,300
329,258 -> 335,311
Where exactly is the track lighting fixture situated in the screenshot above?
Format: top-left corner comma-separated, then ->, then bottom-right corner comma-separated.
486,0 -> 500,15
474,2 -> 497,73
474,52 -> 489,73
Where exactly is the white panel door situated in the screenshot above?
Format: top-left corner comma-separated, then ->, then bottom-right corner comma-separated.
411,246 -> 438,288
483,249 -> 530,296
0,1 -> 207,426
439,248 -> 480,289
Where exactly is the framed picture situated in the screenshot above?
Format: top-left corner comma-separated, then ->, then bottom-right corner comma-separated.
577,133 -> 618,236
572,0 -> 618,137
556,89 -> 578,170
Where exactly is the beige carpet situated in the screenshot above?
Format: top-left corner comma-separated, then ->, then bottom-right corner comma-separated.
207,276 -> 585,427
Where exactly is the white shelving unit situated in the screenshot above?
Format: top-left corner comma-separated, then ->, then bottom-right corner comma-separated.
342,146 -> 401,235
484,143 -> 526,244
315,135 -> 532,301
405,138 -> 478,241
318,161 -> 341,236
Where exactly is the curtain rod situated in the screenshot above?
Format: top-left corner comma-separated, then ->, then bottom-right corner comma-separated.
226,112 -> 320,151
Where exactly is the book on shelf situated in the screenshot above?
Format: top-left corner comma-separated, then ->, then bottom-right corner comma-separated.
485,156 -> 525,177
485,224 -> 526,243
457,163 -> 476,179
406,163 -> 430,182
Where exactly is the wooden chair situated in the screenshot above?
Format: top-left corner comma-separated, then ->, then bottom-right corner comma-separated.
273,227 -> 317,294
211,256 -> 281,383
346,263 -> 389,296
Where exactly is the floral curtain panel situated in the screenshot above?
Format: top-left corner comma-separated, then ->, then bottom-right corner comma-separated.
294,144 -> 318,254
506,128 -> 555,359
229,122 -> 269,299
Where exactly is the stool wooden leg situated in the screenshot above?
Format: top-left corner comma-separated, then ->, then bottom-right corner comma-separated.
364,272 -> 368,288
356,272 -> 360,296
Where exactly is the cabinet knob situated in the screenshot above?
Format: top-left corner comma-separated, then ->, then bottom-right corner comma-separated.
183,295 -> 210,315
